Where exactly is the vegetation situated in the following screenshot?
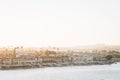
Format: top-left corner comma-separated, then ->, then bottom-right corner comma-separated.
105,55 -> 113,60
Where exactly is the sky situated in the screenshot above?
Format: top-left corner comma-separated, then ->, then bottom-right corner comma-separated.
0,0 -> 120,47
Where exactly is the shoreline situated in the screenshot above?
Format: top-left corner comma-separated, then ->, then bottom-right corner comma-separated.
0,61 -> 115,70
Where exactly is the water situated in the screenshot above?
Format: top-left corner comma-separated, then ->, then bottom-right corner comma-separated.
0,63 -> 120,80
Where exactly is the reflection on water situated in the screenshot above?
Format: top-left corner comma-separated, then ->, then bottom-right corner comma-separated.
0,63 -> 120,80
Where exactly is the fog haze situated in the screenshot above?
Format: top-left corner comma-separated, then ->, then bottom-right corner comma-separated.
0,0 -> 120,47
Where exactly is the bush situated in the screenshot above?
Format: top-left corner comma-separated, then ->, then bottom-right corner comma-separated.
106,55 -> 112,60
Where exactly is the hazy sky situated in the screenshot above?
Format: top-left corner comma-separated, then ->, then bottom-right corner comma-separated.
0,0 -> 120,47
